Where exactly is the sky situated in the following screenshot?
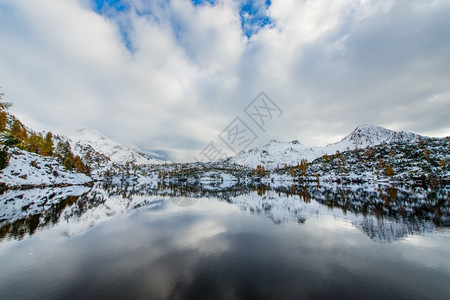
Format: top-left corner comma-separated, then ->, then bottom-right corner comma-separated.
0,0 -> 449,162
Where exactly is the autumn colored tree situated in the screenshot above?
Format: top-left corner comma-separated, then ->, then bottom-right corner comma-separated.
41,132 -> 54,156
0,111 -> 7,132
73,155 -> 90,174
255,165 -> 266,177
386,164 -> 395,177
423,148 -> 431,160
297,159 -> 307,176
27,132 -> 45,153
55,140 -> 90,174
289,166 -> 295,178
364,146 -> 375,159
377,158 -> 386,170
9,118 -> 28,148
390,148 -> 395,157
0,92 -> 11,132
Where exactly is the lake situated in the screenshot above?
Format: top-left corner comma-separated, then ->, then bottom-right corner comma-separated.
0,183 -> 449,299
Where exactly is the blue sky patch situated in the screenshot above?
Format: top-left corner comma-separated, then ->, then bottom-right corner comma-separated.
191,0 -> 216,6
90,0 -> 273,50
92,1 -> 133,51
239,0 -> 272,38
93,0 -> 129,13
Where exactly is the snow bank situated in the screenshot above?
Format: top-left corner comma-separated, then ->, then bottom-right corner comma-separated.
0,148 -> 92,188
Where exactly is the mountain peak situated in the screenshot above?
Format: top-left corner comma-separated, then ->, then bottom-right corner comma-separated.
342,124 -> 420,147
354,124 -> 385,130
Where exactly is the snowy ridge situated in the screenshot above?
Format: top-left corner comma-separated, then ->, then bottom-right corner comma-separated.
227,124 -> 423,169
0,148 -> 92,188
66,128 -> 164,167
226,139 -> 319,169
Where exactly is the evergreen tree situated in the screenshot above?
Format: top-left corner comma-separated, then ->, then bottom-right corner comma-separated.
55,140 -> 75,171
0,148 -> 10,170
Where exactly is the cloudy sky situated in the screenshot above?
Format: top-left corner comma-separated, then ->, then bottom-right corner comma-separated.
0,0 -> 449,161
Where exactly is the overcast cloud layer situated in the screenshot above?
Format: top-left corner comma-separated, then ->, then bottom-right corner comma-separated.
0,0 -> 449,161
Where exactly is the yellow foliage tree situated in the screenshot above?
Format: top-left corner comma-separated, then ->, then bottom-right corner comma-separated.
386,164 -> 395,177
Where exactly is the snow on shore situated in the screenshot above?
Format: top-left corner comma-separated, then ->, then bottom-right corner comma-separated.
0,148 -> 92,189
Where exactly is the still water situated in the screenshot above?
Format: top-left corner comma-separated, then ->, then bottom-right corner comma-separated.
0,183 -> 449,299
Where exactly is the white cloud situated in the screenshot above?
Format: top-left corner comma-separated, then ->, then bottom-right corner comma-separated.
0,0 -> 449,161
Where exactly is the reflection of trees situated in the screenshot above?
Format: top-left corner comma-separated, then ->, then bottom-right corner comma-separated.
122,181 -> 449,229
307,185 -> 449,227
1,182 -> 448,242
0,191 -> 106,241
92,183 -> 450,229
150,182 -> 448,242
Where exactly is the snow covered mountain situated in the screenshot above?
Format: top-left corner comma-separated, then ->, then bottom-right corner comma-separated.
64,128 -> 164,167
225,139 -> 319,169
325,124 -> 420,151
226,124 -> 422,169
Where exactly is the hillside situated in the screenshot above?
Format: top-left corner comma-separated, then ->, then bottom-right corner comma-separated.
0,148 -> 92,189
305,136 -> 450,183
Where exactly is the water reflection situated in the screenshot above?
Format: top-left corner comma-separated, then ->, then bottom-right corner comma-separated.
0,184 -> 449,299
0,182 -> 448,243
